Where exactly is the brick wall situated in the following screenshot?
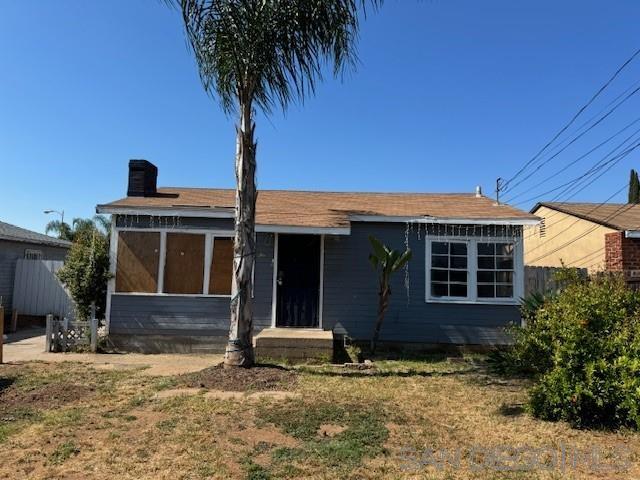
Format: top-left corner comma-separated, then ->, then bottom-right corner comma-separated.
605,232 -> 623,271
605,231 -> 640,278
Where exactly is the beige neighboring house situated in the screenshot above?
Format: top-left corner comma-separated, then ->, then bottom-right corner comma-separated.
526,202 -> 640,277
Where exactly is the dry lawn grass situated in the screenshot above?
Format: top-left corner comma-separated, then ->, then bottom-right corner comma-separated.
0,357 -> 637,479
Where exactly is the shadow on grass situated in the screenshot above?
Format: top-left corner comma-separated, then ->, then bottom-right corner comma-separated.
497,403 -> 526,417
0,378 -> 15,395
301,366 -> 483,379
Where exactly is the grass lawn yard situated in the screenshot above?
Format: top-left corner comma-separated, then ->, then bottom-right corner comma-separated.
0,357 -> 637,479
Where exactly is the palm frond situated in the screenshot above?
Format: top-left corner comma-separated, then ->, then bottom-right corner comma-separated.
174,0 -> 382,114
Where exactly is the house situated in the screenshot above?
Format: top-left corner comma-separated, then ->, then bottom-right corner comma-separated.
526,202 -> 640,280
96,160 -> 539,353
0,221 -> 71,322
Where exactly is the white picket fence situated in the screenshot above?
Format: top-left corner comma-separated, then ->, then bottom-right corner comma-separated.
45,314 -> 98,353
12,259 -> 75,319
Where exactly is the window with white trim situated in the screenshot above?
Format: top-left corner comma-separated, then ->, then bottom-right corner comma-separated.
477,242 -> 514,299
426,237 -> 519,303
430,241 -> 468,298
114,229 -> 233,296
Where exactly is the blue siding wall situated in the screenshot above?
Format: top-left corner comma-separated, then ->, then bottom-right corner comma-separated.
109,229 -> 274,336
109,214 -> 520,345
323,223 -> 520,344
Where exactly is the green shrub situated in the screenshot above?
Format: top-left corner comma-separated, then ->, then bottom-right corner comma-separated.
506,275 -> 640,429
57,224 -> 110,320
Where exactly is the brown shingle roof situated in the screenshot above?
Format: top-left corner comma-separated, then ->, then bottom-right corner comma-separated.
533,202 -> 640,231
98,188 -> 539,228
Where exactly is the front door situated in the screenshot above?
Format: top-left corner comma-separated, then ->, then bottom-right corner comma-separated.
276,234 -> 320,328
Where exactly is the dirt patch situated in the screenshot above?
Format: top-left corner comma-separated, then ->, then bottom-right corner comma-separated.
0,383 -> 94,414
317,423 -> 346,437
179,363 -> 298,392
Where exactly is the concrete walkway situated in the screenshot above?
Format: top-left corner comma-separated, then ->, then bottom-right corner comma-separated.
2,328 -> 223,376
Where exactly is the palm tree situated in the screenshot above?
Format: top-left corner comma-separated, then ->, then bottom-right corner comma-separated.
45,220 -> 73,241
173,0 -> 382,367
368,235 -> 412,355
45,215 -> 110,242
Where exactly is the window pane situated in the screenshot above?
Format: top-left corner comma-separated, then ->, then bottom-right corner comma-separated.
432,242 -> 448,254
450,270 -> 467,283
496,285 -> 514,298
496,257 -> 514,270
478,256 -> 494,269
478,243 -> 494,255
432,255 -> 448,268
164,233 -> 205,294
210,238 -> 234,295
431,269 -> 448,282
497,243 -> 514,256
478,284 -> 495,298
449,283 -> 467,297
116,231 -> 160,293
451,256 -> 467,269
450,243 -> 467,255
496,271 -> 513,283
477,271 -> 495,283
431,283 -> 448,297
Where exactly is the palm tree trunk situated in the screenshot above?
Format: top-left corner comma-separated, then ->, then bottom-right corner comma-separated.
370,280 -> 390,355
224,98 -> 256,367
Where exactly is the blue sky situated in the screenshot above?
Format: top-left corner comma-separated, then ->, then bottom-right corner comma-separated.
1,1 -> 639,233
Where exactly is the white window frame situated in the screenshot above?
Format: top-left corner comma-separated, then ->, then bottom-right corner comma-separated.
112,227 -> 234,298
425,236 -> 523,305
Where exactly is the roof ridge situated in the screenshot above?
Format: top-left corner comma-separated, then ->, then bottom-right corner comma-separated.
157,186 -> 481,196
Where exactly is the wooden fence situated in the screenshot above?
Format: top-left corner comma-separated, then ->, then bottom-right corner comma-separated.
524,266 -> 587,297
12,259 -> 75,319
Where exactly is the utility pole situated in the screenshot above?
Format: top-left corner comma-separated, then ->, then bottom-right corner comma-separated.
495,178 -> 504,205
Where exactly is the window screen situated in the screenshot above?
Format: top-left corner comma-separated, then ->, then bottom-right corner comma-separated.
115,231 -> 160,293
209,237 -> 234,295
163,233 -> 205,294
477,243 -> 514,298
430,241 -> 468,298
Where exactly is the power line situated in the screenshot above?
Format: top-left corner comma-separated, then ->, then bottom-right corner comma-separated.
527,200 -> 634,263
514,140 -> 640,207
504,116 -> 640,203
502,47 -> 640,191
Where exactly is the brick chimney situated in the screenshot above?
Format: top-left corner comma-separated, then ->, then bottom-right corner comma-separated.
127,159 -> 158,197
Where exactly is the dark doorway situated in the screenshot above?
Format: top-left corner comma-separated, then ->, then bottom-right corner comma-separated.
276,234 -> 321,328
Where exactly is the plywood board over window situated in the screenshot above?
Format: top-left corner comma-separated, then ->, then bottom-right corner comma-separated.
210,237 -> 233,295
164,233 -> 205,294
116,231 -> 160,293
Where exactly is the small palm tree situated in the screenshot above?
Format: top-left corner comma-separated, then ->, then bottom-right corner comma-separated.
368,235 -> 412,354
172,0 -> 382,367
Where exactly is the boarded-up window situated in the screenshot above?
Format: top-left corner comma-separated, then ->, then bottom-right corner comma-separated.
209,237 -> 233,295
116,231 -> 160,293
164,233 -> 205,294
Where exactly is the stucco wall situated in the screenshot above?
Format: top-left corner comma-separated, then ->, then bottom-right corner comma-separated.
525,205 -> 616,272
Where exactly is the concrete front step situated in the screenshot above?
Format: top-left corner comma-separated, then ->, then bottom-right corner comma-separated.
254,328 -> 333,361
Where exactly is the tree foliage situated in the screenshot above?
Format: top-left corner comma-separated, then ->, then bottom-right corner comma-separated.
46,215 -> 110,242
494,275 -> 640,429
57,218 -> 111,320
368,235 -> 412,354
629,168 -> 640,204
174,0 -> 381,114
